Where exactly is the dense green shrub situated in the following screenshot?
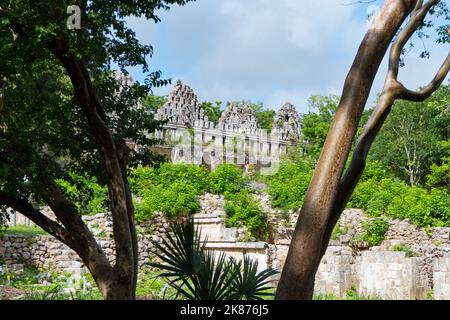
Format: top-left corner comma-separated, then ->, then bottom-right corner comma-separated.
359,218 -> 389,247
224,190 -> 268,241
130,164 -> 209,220
266,161 -> 314,211
360,160 -> 391,181
130,163 -> 209,196
129,166 -> 158,196
57,172 -> 107,215
392,243 -> 417,257
350,178 -> 450,227
388,187 -> 450,227
157,163 -> 210,193
209,164 -> 245,194
349,178 -> 407,216
135,181 -> 200,221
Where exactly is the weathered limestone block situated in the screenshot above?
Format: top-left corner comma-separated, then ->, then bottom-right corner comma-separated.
205,242 -> 269,272
433,254 -> 450,300
355,251 -> 429,300
314,245 -> 354,297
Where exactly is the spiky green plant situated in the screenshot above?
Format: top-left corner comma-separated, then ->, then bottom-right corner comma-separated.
148,219 -> 278,300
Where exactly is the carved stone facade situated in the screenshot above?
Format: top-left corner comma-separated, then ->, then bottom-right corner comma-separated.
272,102 -> 302,141
154,82 -> 302,168
156,81 -> 212,128
218,102 -> 259,134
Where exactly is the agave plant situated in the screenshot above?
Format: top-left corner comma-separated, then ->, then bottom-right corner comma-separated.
148,218 -> 278,300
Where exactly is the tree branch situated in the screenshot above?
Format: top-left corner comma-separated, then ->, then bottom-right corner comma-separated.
47,38 -> 136,282
388,0 -> 439,80
319,0 -> 448,257
0,192 -> 72,244
399,52 -> 450,101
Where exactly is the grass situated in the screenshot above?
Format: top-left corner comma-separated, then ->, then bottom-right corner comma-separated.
1,225 -> 48,237
391,243 -> 417,257
1,265 -> 103,300
314,286 -> 383,300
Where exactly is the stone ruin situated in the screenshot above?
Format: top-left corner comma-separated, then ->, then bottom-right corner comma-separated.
218,102 -> 260,134
272,102 -> 302,141
154,82 -> 302,167
156,81 -> 210,128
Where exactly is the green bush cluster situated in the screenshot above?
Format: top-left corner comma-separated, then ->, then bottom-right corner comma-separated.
130,163 -> 208,220
266,160 -> 314,211
130,163 -> 210,196
130,163 -> 249,223
135,182 -> 199,220
129,166 -> 158,196
209,164 -> 245,194
56,172 -> 107,215
349,178 -> 450,227
391,243 -> 417,258
224,190 -> 268,241
157,163 -> 210,194
358,218 -> 389,247
129,163 -> 267,240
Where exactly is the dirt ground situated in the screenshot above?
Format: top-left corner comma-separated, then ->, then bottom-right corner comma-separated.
0,286 -> 25,300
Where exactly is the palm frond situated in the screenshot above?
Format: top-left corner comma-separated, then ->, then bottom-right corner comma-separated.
148,219 -> 278,300
229,255 -> 278,300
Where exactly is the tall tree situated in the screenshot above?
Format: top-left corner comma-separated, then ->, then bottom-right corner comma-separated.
200,101 -> 223,126
142,94 -> 168,113
0,0 -> 195,300
369,89 -> 448,186
238,100 -> 276,132
300,95 -> 339,161
276,0 -> 450,300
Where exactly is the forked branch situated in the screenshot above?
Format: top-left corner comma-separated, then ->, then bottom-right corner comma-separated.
321,0 -> 449,254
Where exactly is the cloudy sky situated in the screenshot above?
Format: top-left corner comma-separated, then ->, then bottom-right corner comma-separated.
126,0 -> 449,114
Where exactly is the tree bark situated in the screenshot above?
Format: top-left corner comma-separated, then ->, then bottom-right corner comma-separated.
275,0 -> 450,300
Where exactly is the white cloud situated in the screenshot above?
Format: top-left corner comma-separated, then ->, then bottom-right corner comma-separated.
129,0 -> 448,114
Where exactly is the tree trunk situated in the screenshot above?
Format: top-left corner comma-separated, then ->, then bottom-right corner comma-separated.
46,41 -> 139,300
275,0 -> 418,300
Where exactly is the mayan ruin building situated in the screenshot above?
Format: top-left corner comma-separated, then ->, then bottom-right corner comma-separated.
153,82 -> 303,169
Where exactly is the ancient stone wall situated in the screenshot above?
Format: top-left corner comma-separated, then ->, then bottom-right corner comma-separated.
355,251 -> 429,299
0,234 -> 157,274
315,245 -> 354,297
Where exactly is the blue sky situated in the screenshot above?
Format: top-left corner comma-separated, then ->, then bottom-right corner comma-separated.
126,0 -> 449,114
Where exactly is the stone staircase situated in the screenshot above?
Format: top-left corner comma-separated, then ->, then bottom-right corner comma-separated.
192,212 -> 269,272
193,213 -> 239,243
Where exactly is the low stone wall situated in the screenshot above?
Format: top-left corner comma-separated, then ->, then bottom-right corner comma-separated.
0,234 -> 156,274
0,234 -> 89,273
315,246 -> 354,297
3,234 -> 450,300
206,242 -> 269,272
269,240 -> 450,300
355,251 -> 429,300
